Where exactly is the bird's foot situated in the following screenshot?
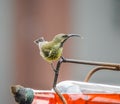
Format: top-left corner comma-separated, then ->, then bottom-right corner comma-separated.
60,56 -> 65,61
51,63 -> 56,72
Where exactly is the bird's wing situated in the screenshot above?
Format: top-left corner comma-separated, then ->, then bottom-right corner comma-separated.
47,45 -> 62,60
41,43 -> 62,61
48,47 -> 57,57
41,47 -> 51,58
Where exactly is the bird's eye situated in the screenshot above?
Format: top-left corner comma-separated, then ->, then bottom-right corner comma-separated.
62,35 -> 68,38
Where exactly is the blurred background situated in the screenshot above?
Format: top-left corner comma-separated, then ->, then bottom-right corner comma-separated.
0,0 -> 120,103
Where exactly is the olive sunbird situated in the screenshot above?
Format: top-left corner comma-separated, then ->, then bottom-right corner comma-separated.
34,33 -> 80,70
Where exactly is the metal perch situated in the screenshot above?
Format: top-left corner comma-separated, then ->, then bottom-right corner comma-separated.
53,57 -> 120,104
53,57 -> 120,87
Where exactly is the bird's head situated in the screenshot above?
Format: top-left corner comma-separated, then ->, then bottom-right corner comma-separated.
53,33 -> 80,46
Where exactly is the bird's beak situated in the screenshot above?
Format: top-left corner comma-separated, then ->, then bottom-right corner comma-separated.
64,34 -> 80,41
61,34 -> 80,47
67,34 -> 80,38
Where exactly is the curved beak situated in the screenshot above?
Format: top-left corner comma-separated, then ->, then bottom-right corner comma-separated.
67,34 -> 81,38
61,34 -> 80,47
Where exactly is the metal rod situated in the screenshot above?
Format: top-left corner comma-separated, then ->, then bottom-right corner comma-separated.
53,57 -> 64,88
53,57 -> 120,87
53,87 -> 67,104
63,58 -> 120,68
53,57 -> 120,104
84,66 -> 118,82
53,57 -> 67,104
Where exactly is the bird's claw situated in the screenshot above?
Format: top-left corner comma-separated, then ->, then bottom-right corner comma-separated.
51,63 -> 57,72
60,56 -> 65,62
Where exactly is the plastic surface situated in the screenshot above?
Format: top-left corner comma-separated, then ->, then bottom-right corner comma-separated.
56,81 -> 120,94
31,81 -> 120,104
32,91 -> 120,104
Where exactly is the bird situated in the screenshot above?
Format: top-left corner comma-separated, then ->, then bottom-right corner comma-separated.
34,33 -> 80,70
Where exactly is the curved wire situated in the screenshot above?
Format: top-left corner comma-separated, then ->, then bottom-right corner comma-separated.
84,66 -> 119,82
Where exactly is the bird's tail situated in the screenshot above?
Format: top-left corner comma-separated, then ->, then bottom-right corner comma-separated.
34,37 -> 45,45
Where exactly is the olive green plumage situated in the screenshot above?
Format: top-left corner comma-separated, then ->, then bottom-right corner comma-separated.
34,33 -> 80,63
40,42 -> 63,62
